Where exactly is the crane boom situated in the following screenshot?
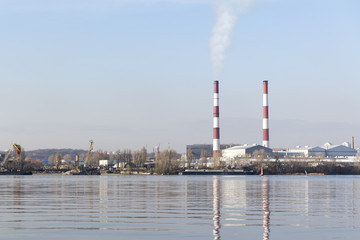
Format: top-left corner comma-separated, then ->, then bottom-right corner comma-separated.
12,143 -> 21,155
2,151 -> 11,165
85,140 -> 93,167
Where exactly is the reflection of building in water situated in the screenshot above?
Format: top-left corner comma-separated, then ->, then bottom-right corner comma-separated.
304,178 -> 309,216
262,178 -> 270,240
99,176 -> 108,203
12,177 -> 22,206
221,178 -> 247,212
213,176 -> 220,240
99,176 -> 109,225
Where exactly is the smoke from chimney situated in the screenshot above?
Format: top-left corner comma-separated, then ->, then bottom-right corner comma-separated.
209,0 -> 253,77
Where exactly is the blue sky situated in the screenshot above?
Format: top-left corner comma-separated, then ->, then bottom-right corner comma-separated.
1,0 -> 360,152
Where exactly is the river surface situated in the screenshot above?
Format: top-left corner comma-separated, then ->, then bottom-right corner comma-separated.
0,175 -> 359,239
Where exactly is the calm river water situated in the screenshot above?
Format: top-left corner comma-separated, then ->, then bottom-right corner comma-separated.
0,175 -> 359,239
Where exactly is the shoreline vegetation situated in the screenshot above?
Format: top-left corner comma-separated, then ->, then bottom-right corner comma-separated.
1,148 -> 360,175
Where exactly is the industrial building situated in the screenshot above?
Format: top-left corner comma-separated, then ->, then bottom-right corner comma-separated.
321,142 -> 357,157
222,144 -> 273,159
286,146 -> 326,157
277,142 -> 357,158
186,144 -> 238,160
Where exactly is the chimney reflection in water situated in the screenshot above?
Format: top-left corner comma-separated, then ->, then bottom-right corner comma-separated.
212,177 -> 270,240
262,178 -> 270,240
213,176 -> 220,240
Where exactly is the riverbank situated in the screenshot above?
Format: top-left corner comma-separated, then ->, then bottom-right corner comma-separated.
253,161 -> 360,175
2,161 -> 360,176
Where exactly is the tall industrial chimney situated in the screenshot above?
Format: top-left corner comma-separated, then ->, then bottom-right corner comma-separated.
263,80 -> 269,147
352,136 -> 355,149
213,80 -> 220,157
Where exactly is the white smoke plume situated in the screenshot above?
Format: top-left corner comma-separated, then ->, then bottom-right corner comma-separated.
210,0 -> 253,77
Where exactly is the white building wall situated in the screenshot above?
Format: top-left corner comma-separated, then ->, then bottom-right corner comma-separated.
99,160 -> 109,166
222,148 -> 246,159
288,147 -> 326,157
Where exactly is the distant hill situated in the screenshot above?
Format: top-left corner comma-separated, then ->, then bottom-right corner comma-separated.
25,149 -> 88,160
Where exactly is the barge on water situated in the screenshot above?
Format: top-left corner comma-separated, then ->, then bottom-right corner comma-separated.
180,169 -> 255,175
0,171 -> 32,175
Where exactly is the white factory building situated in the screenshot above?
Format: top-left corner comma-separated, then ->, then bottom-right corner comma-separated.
322,142 -> 357,157
287,146 -> 326,157
222,144 -> 273,159
282,142 -> 357,158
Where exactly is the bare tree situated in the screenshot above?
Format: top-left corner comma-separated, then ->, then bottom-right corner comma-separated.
79,153 -> 87,161
102,151 -> 109,161
55,153 -> 62,169
123,149 -> 132,165
186,148 -> 193,169
109,152 -> 115,164
139,147 -> 147,167
25,155 -> 44,171
89,150 -> 103,167
133,147 -> 147,168
63,154 -> 72,163
213,151 -> 223,169
251,149 -> 266,173
115,150 -> 121,167
113,149 -> 133,170
200,150 -> 208,169
133,150 -> 141,168
155,149 -> 180,175
48,154 -> 56,166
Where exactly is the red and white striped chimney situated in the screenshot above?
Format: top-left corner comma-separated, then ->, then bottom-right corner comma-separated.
263,80 -> 269,147
213,80 -> 220,157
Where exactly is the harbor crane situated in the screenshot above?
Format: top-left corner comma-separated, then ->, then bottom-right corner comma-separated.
84,140 -> 93,168
1,143 -> 22,166
1,143 -> 23,174
67,140 -> 97,175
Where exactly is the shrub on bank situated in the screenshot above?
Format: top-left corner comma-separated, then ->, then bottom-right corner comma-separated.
249,161 -> 360,175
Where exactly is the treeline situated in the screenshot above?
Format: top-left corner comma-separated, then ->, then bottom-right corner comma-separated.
1,147 -> 183,175
223,149 -> 360,175
250,159 -> 360,175
26,149 -> 87,161
46,147 -> 148,169
47,147 -> 182,175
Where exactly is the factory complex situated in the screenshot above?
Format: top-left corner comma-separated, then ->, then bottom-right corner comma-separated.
187,142 -> 358,163
186,80 -> 359,165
